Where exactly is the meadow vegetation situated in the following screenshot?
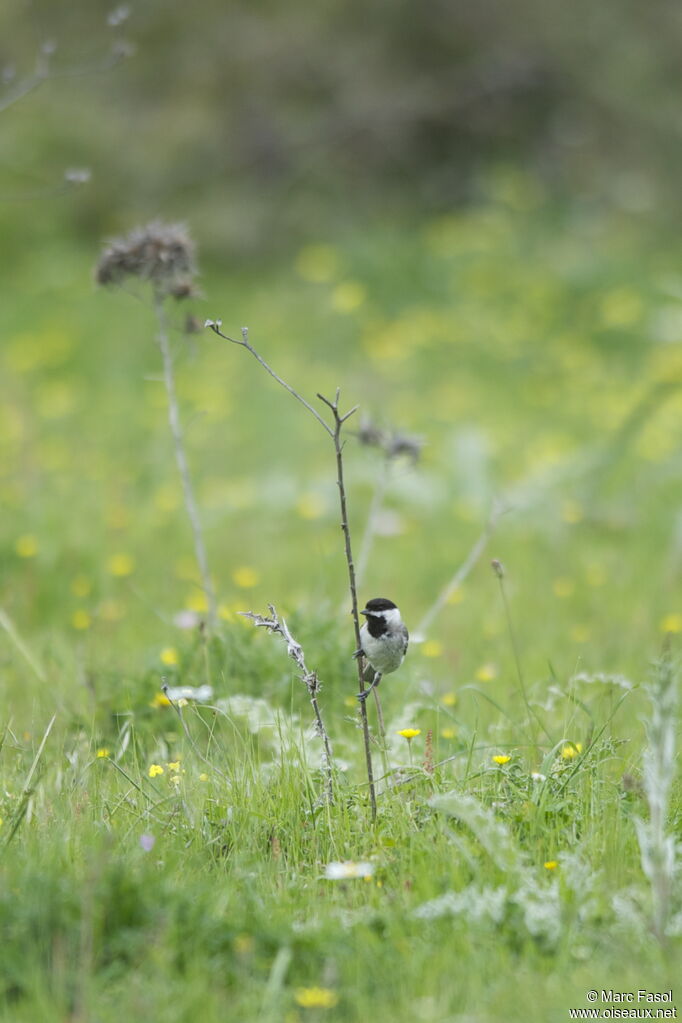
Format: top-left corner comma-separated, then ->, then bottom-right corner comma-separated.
1,160 -> 682,1019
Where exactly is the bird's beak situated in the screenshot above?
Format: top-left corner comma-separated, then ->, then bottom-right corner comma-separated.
360,609 -> 369,616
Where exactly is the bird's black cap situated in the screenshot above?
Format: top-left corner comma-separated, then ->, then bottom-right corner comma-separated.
362,597 -> 397,614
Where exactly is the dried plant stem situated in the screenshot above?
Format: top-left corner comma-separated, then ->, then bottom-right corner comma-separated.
494,567 -> 553,745
414,502 -> 503,640
207,323 -> 333,437
318,390 -> 377,819
241,605 -> 334,804
155,295 -> 217,627
0,45 -> 128,116
207,322 -> 377,818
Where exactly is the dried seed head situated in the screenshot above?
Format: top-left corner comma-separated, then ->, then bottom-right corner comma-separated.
184,314 -> 202,335
491,559 -> 505,579
386,431 -> 424,463
95,221 -> 197,294
357,417 -> 386,449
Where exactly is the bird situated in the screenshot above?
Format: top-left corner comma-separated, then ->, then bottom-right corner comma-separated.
354,597 -> 409,701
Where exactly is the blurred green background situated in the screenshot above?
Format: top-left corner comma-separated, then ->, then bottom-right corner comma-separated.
2,0 -> 682,717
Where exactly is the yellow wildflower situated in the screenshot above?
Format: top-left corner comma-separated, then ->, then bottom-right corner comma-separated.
199,773 -> 209,782
160,647 -> 179,667
185,590 -> 209,613
232,565 -> 260,589
150,692 -> 171,708
71,609 -> 91,631
15,534 -> 38,558
148,764 -> 164,778
441,727 -> 456,740
107,553 -> 135,577
441,692 -> 457,707
561,742 -> 583,759
475,663 -> 497,682
167,761 -> 181,772
422,640 -> 443,658
294,987 -> 339,1010
492,755 -> 511,765
397,728 -> 421,740
96,748 -> 110,759
331,280 -> 366,313
295,493 -> 326,520
544,860 -> 558,870
295,243 -> 339,283
660,613 -> 682,635
233,934 -> 254,957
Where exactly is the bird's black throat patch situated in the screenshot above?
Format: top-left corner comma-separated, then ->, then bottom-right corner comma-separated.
365,614 -> 389,638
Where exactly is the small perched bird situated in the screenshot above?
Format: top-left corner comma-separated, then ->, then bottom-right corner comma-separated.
355,597 -> 409,701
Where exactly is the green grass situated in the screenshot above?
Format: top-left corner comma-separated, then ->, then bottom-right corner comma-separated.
1,179 -> 682,1020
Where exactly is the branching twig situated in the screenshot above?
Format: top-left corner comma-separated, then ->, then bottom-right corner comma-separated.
0,43 -> 131,116
157,295 -> 217,627
241,604 -> 334,804
207,320 -> 378,818
316,390 -> 377,818
206,322 -> 332,436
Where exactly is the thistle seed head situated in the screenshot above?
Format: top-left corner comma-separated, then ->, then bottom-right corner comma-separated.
357,417 -> 386,450
386,431 -> 424,463
95,221 -> 197,295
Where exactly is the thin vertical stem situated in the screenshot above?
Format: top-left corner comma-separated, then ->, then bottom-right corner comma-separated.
319,391 -> 377,820
495,569 -> 552,744
415,503 -> 502,640
207,320 -> 376,817
155,294 -> 217,628
310,690 -> 334,805
372,688 -> 390,782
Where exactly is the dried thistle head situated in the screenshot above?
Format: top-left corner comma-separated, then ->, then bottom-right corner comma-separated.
356,417 -> 386,450
385,431 -> 424,464
357,418 -> 424,464
95,221 -> 197,295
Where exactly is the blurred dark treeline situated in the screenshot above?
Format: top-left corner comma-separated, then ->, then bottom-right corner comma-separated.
1,0 -> 680,256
